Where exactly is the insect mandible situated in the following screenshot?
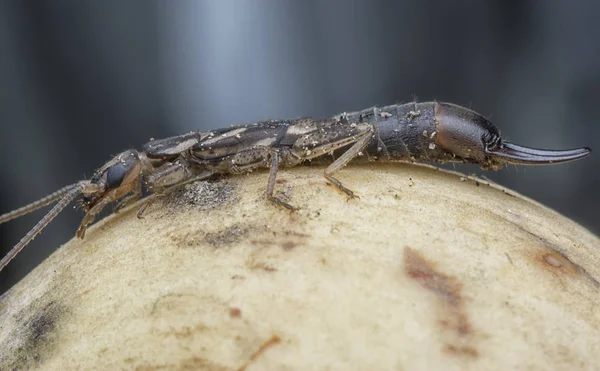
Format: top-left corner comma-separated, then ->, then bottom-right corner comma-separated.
0,101 -> 591,271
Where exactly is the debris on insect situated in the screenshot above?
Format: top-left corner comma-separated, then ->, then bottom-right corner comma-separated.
406,109 -> 421,121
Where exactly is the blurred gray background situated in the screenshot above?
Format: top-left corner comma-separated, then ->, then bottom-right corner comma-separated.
1,0 -> 598,294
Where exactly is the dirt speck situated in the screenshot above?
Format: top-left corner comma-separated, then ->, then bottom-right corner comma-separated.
229,307 -> 242,318
250,229 -> 308,252
166,179 -> 237,211
247,259 -> 277,272
281,241 -> 296,251
159,323 -> 209,340
150,293 -> 201,317
205,225 -> 249,249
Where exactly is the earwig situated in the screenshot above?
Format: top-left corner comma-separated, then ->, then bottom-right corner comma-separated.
0,101 -> 591,271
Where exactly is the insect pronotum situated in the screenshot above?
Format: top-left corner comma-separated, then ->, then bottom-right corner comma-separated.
0,101 -> 591,272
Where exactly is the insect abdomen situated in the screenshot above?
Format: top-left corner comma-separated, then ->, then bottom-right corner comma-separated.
345,103 -> 454,163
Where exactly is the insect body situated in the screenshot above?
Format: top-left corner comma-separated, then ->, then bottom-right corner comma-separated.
0,101 -> 591,271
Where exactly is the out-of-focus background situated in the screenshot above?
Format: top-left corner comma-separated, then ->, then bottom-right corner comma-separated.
1,1 -> 598,294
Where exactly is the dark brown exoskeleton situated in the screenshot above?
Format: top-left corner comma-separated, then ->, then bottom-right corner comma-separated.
0,101 -> 591,271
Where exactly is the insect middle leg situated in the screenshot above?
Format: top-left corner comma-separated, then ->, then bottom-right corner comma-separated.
211,148 -> 295,211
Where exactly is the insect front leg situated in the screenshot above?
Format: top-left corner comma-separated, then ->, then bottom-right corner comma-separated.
77,196 -> 114,238
137,161 -> 214,218
113,181 -> 143,213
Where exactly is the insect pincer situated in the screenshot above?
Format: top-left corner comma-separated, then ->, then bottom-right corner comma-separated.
433,102 -> 591,169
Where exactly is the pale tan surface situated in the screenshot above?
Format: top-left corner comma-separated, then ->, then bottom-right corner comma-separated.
1,164 -> 599,371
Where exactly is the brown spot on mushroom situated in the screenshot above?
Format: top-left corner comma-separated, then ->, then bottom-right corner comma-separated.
530,243 -> 600,288
205,225 -> 249,249
246,248 -> 278,272
537,250 -> 578,275
247,260 -> 277,272
236,335 -> 281,371
404,247 -> 464,309
134,356 -> 229,371
179,356 -> 230,371
403,247 -> 480,358
509,222 -> 600,288
443,344 -> 479,358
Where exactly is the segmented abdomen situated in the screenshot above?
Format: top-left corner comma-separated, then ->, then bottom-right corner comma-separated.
343,102 -> 455,163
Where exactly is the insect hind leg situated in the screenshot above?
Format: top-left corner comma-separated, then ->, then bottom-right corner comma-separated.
267,151 -> 296,211
323,129 -> 372,199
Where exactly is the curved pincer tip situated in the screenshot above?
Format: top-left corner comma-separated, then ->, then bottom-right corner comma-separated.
485,142 -> 591,165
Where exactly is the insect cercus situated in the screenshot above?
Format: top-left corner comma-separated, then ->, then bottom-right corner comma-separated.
0,101 -> 591,271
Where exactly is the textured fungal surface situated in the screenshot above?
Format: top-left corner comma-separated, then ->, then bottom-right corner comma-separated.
0,164 -> 598,370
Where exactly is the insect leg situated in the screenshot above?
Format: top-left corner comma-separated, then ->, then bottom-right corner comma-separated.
113,181 -> 143,213
213,147 -> 295,210
76,196 -> 113,239
323,130 -> 373,199
137,165 -> 214,218
266,151 -> 296,211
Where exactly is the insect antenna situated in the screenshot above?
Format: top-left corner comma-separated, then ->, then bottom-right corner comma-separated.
0,183 -> 82,224
0,183 -> 86,272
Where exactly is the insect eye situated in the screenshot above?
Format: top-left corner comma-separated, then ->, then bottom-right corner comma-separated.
105,151 -> 141,190
106,162 -> 129,190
